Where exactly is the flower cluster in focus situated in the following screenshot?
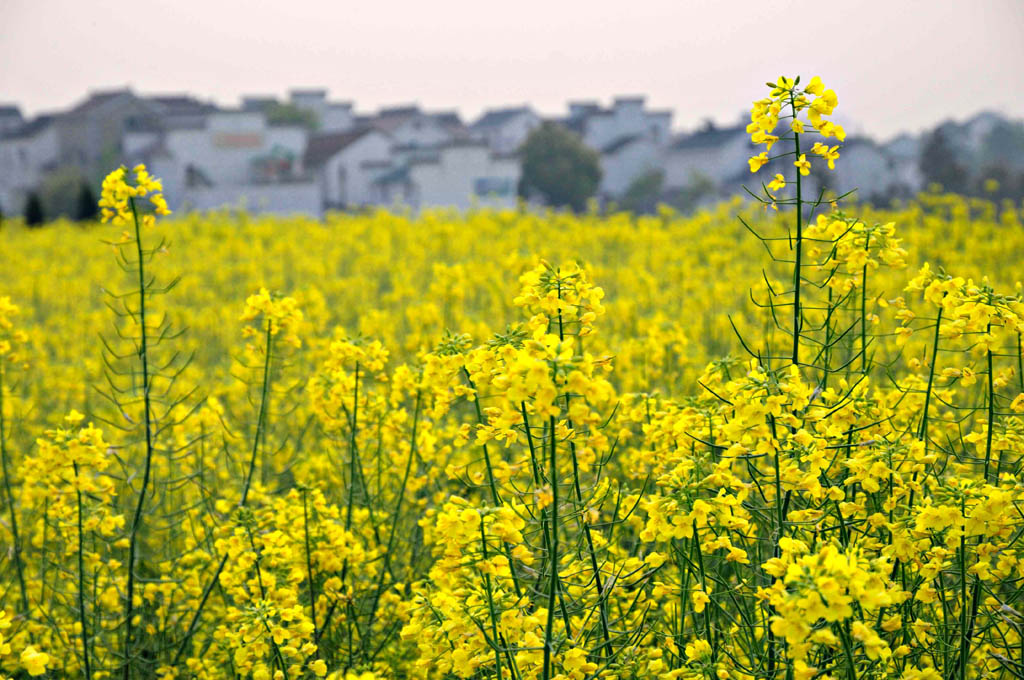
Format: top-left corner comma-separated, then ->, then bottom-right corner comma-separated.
748,76 -> 846,177
99,164 -> 171,227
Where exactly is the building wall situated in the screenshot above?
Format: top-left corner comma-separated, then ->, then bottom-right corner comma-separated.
480,112 -> 541,154
664,135 -> 751,190
55,96 -> 160,171
890,157 -> 923,195
648,112 -> 672,147
0,126 -> 59,211
159,113 -> 308,204
321,104 -> 355,133
391,118 -> 452,148
600,138 -> 662,197
583,98 -> 669,151
831,144 -> 897,200
0,113 -> 24,136
181,181 -> 321,215
123,130 -> 161,156
290,92 -> 354,133
407,145 -> 520,209
320,132 -> 393,207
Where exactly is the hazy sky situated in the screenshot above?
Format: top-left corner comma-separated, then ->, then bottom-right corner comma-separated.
2,0 -> 1022,139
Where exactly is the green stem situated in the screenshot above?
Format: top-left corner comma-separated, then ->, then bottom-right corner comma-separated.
542,415 -> 559,680
480,518 -> 505,680
555,305 -> 612,658
123,197 -> 156,680
344,362 -> 360,531
918,308 -> 943,442
1017,332 -> 1023,392
302,489 -> 320,657
363,391 -> 421,657
464,369 -> 523,599
839,621 -> 859,680
0,367 -> 28,612
692,522 -> 714,658
790,94 -> 803,366
241,323 -> 274,506
860,252 -> 868,372
74,462 -> 93,680
983,329 -> 994,483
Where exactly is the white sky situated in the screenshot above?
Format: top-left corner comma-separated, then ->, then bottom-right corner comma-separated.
2,0 -> 1022,139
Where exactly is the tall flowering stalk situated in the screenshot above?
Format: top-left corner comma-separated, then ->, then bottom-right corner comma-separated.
97,165 -> 173,679
747,76 -> 845,368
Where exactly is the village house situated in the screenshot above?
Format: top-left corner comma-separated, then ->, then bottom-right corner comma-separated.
559,96 -> 672,199
1,90 -> 219,213
566,96 -> 672,152
663,123 -> 753,195
0,106 -> 24,135
127,108 -> 318,215
599,134 -> 662,198
826,137 -> 889,199
288,89 -> 356,133
51,90 -> 164,171
0,115 -> 59,212
362,106 -> 465,148
303,127 -> 393,209
1,90 -> 166,212
885,134 -> 923,196
470,106 -> 541,154
372,139 -> 519,210
0,87 -> 946,218
824,137 -> 920,202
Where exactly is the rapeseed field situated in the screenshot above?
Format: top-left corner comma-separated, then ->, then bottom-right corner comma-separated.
0,76 -> 1022,680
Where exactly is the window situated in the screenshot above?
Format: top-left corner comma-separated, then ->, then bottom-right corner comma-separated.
474,177 -> 513,196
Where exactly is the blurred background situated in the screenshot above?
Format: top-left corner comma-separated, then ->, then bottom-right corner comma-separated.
2,0 -> 1022,220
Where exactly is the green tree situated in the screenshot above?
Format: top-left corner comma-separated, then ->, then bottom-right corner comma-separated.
919,128 -> 966,193
74,183 -> 99,222
519,122 -> 602,211
24,191 -> 44,227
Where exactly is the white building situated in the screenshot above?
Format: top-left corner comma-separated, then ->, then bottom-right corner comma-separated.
566,96 -> 672,152
886,134 -> 923,196
0,106 -> 24,136
562,96 -> 672,199
664,124 -> 753,192
470,106 -> 541,154
829,137 -> 920,202
128,110 -> 318,215
372,140 -> 519,210
289,89 -> 356,134
0,116 -> 59,213
599,135 -> 662,198
304,128 -> 393,209
365,106 -> 463,148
